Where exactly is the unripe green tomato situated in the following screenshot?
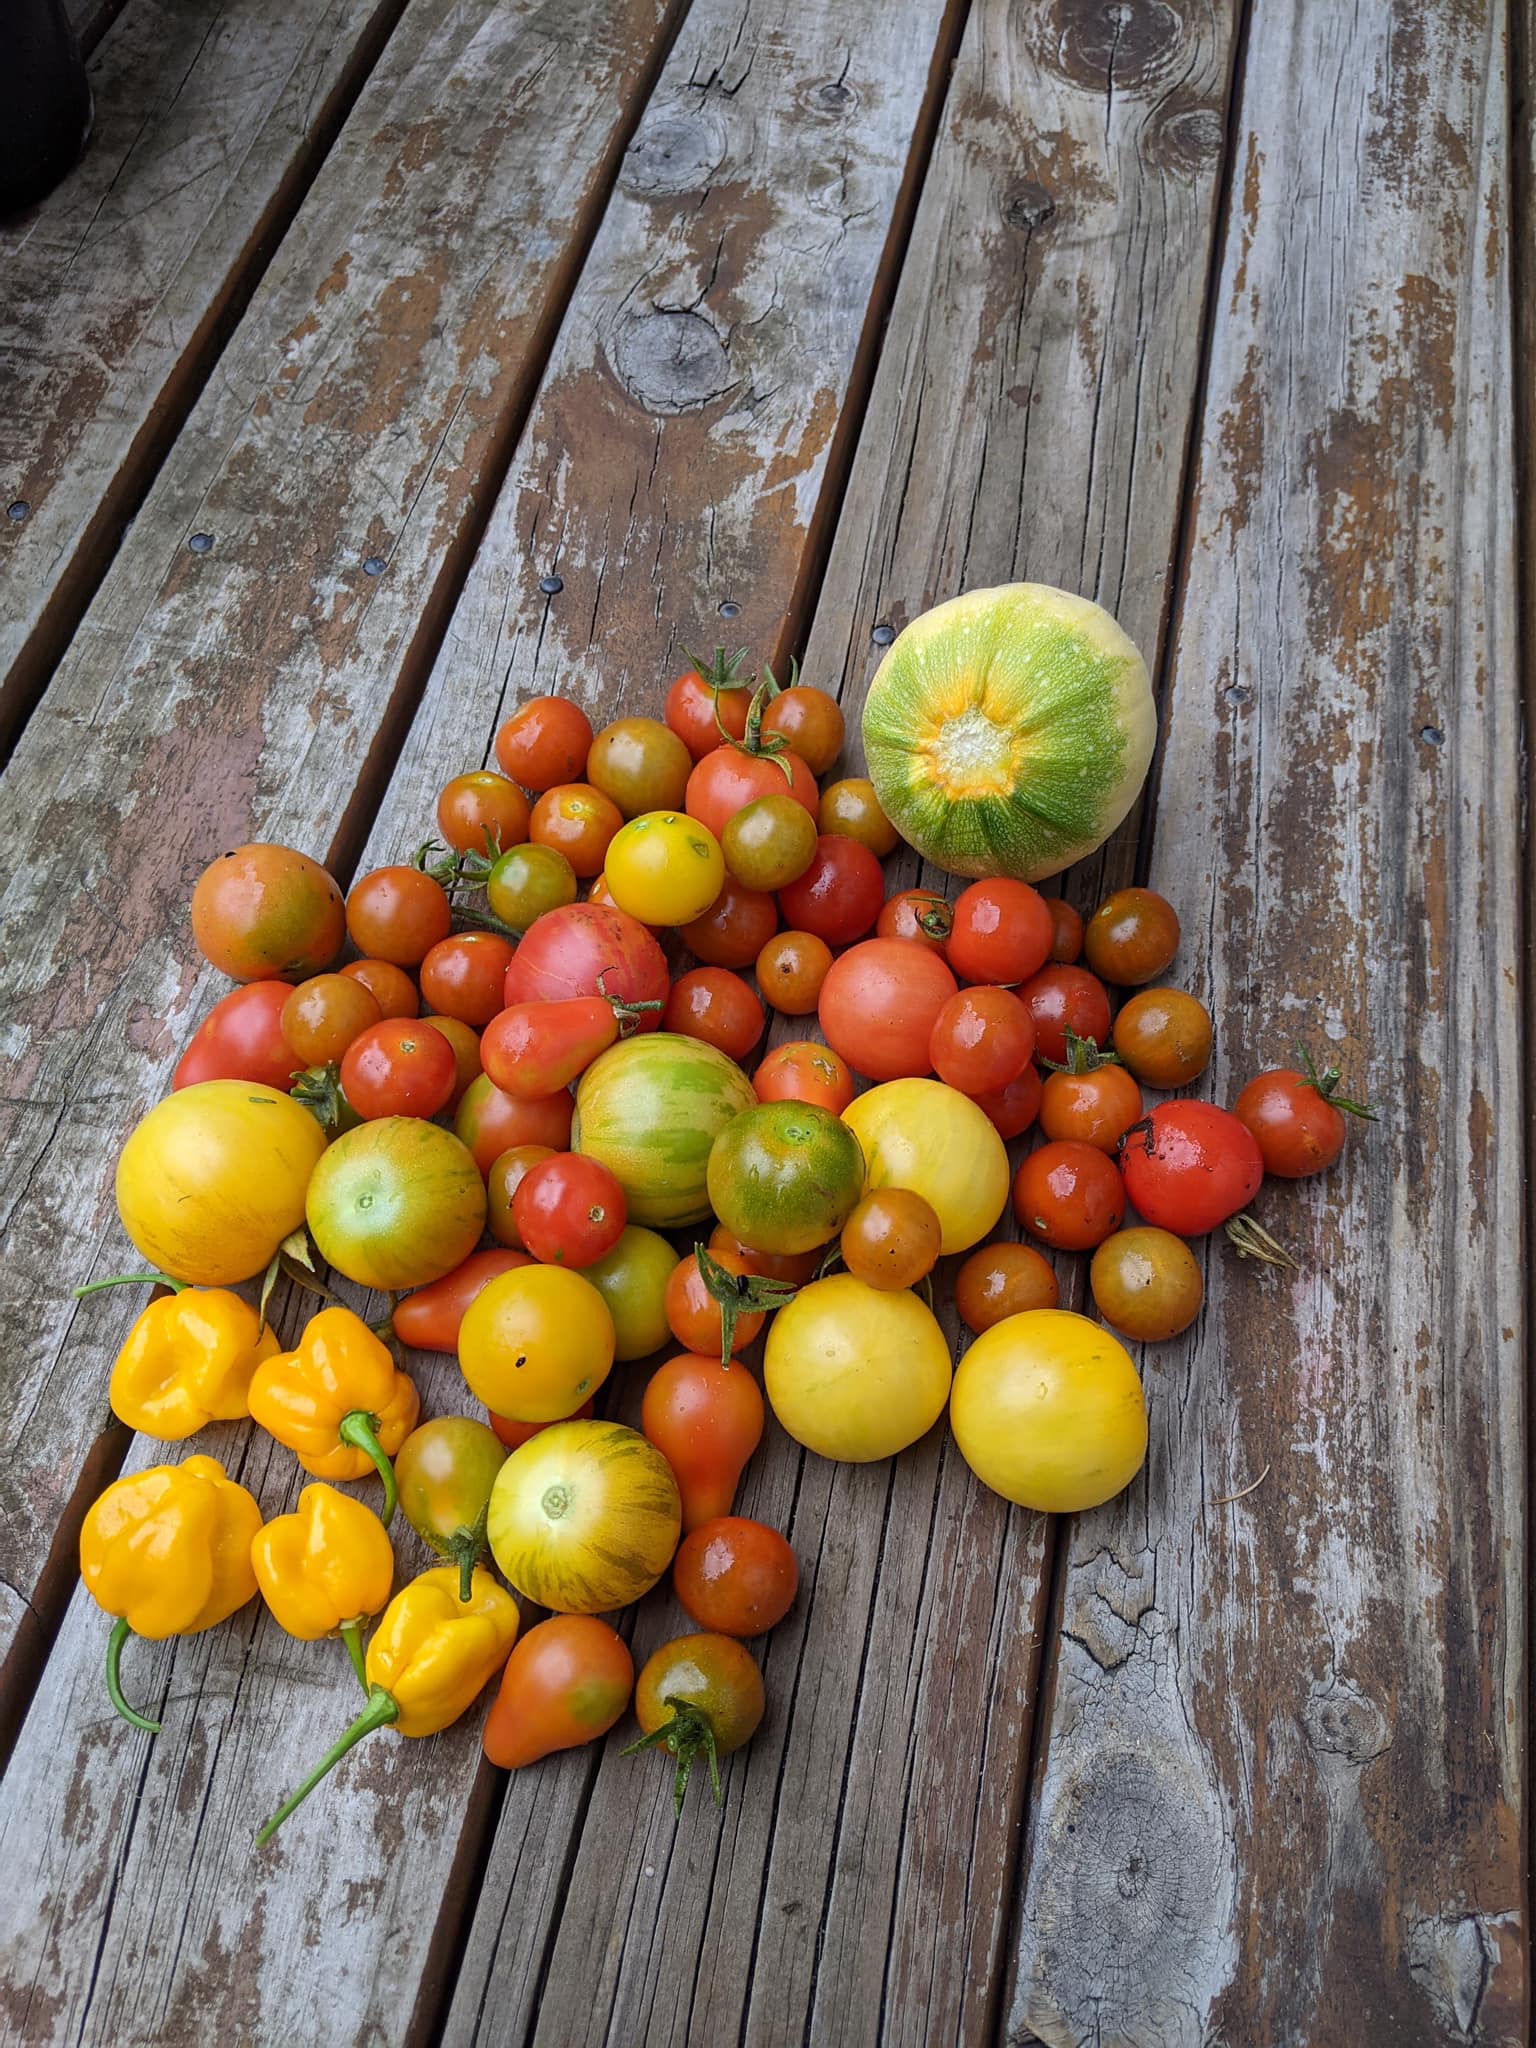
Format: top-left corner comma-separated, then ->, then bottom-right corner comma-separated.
394,1416 -> 509,1600
721,794 -> 818,891
486,844 -> 577,931
582,1225 -> 679,1359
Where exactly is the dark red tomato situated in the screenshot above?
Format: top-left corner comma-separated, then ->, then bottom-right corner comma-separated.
673,1517 -> 798,1638
1012,1140 -> 1126,1250
777,837 -> 884,947
340,1018 -> 458,1119
664,968 -> 765,1060
481,997 -> 628,1098
501,903 -> 669,1024
1233,1060 -> 1373,1178
970,1062 -> 1043,1138
759,686 -> 844,777
345,865 -> 452,967
512,1153 -> 627,1268
454,1073 -> 574,1176
929,986 -> 1035,1095
947,879 -> 1053,986
1119,1101 -> 1264,1235
678,878 -> 778,968
173,982 -> 296,1091
818,938 -> 957,1083
436,771 -> 531,857
494,696 -> 593,791
1018,963 -> 1113,1068
685,744 -> 818,843
1043,897 -> 1084,963
876,889 -> 952,954
393,1248 -> 533,1350
666,665 -> 752,762
1083,887 -> 1181,987
418,932 -> 517,1027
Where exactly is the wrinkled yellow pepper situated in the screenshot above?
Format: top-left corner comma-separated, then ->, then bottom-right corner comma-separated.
248,1306 -> 418,1525
251,1483 -> 395,1691
79,1454 -> 263,1732
109,1287 -> 279,1438
256,1566 -> 520,1844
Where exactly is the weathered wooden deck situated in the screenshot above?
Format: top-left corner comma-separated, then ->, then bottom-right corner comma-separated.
0,0 -> 1526,2041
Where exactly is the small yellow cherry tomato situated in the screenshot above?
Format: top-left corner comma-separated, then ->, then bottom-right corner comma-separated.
603,811 -> 724,927
458,1264 -> 616,1422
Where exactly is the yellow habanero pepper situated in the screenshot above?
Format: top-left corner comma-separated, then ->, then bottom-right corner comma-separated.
256,1566 -> 519,1844
79,1454 -> 263,1733
248,1306 -> 419,1526
251,1483 -> 395,1692
108,1285 -> 279,1438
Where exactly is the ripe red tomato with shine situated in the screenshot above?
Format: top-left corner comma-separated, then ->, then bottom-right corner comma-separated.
969,1063 -> 1043,1139
1119,1101 -> 1264,1234
340,1019 -> 458,1120
418,932 -> 517,1027
436,771 -> 530,857
1233,1063 -> 1371,1178
481,996 -> 627,1097
345,865 -> 452,967
393,1248 -> 534,1350
1012,1139 -> 1126,1250
173,982 -> 297,1091
1039,1063 -> 1144,1153
666,666 -> 752,761
454,1074 -> 573,1175
673,1517 -> 799,1638
929,986 -> 1035,1094
494,696 -> 593,791
512,1153 -> 628,1268
818,938 -> 957,1083
777,836 -> 884,947
877,889 -> 952,954
947,879 -> 1053,986
501,903 -> 668,1024
685,745 -> 818,843
1017,963 -> 1113,1067
664,968 -> 765,1060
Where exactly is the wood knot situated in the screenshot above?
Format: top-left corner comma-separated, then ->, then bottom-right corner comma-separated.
1038,0 -> 1184,91
1303,1679 -> 1391,1766
1002,182 -> 1056,231
620,109 -> 726,196
799,78 -> 859,116
607,310 -> 736,416
1146,102 -> 1226,173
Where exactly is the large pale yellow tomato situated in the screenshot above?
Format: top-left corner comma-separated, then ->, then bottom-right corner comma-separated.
764,1274 -> 952,1462
842,1078 -> 1008,1254
949,1308 -> 1147,1511
487,1420 -> 681,1612
459,1265 -> 615,1422
306,1118 -> 484,1291
116,1081 -> 327,1285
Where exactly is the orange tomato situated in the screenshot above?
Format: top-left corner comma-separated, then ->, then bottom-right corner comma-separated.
482,1615 -> 634,1768
190,843 -> 345,983
752,1041 -> 855,1116
641,1353 -> 764,1530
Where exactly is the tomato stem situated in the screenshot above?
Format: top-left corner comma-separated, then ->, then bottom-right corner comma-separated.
620,1696 -> 723,1815
1295,1043 -> 1376,1120
913,897 -> 953,944
105,1618 -> 161,1734
695,1245 -> 799,1366
446,1524 -> 486,1603
1038,1028 -> 1120,1075
338,1411 -> 398,1527
74,1271 -> 188,1299
738,672 -> 795,780
255,1685 -> 400,1846
1224,1213 -> 1299,1270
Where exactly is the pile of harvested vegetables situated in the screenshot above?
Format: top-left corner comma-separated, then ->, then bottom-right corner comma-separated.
75,583 -> 1370,1831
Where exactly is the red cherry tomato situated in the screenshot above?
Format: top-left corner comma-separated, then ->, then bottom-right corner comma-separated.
480,996 -> 632,1098
339,1018 -> 458,1119
454,1074 -> 574,1175
678,878 -> 778,968
758,686 -> 844,776
685,745 -> 818,842
1119,1101 -> 1264,1235
1012,1139 -> 1126,1250
1233,1058 -> 1373,1178
876,889 -> 952,954
173,982 -> 296,1091
1017,963 -> 1113,1067
418,932 -> 517,1027
501,903 -> 668,1024
928,986 -> 1036,1095
393,1248 -> 534,1351
969,1063 -> 1043,1138
529,782 -> 624,879
512,1153 -> 628,1268
752,1041 -> 856,1115
1043,897 -> 1084,963
818,937 -> 958,1083
345,865 -> 452,967
488,1397 -> 594,1451
946,879 -> 1053,986
666,664 -> 752,761
494,696 -> 593,791
673,1517 -> 798,1637
776,835 -> 884,948
664,968 -> 765,1061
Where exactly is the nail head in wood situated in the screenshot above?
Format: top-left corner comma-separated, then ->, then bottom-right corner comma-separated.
188,532 -> 214,553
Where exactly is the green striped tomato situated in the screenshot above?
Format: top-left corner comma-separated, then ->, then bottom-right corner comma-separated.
861,583 -> 1155,882
572,1033 -> 757,1228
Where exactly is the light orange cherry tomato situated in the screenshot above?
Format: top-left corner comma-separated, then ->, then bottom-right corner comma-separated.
752,1041 -> 855,1115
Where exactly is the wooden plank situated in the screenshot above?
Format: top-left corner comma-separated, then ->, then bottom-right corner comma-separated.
1008,0 -> 1526,2042
0,0 -> 409,744
0,0 -> 681,1723
439,0 -> 1241,2040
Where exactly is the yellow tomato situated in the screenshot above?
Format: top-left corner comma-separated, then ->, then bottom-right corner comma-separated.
842,1079 -> 1009,1254
115,1081 -> 327,1285
459,1265 -> 615,1421
306,1118 -> 485,1291
487,1419 -> 681,1611
602,810 -> 724,926
763,1274 -> 952,1461
949,1308 -> 1147,1511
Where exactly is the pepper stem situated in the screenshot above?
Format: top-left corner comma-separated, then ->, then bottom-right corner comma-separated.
105,1618 -> 161,1733
338,1411 -> 398,1527
620,1696 -> 722,1815
338,1620 -> 369,1695
255,1685 -> 400,1846
74,1272 -> 187,1299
